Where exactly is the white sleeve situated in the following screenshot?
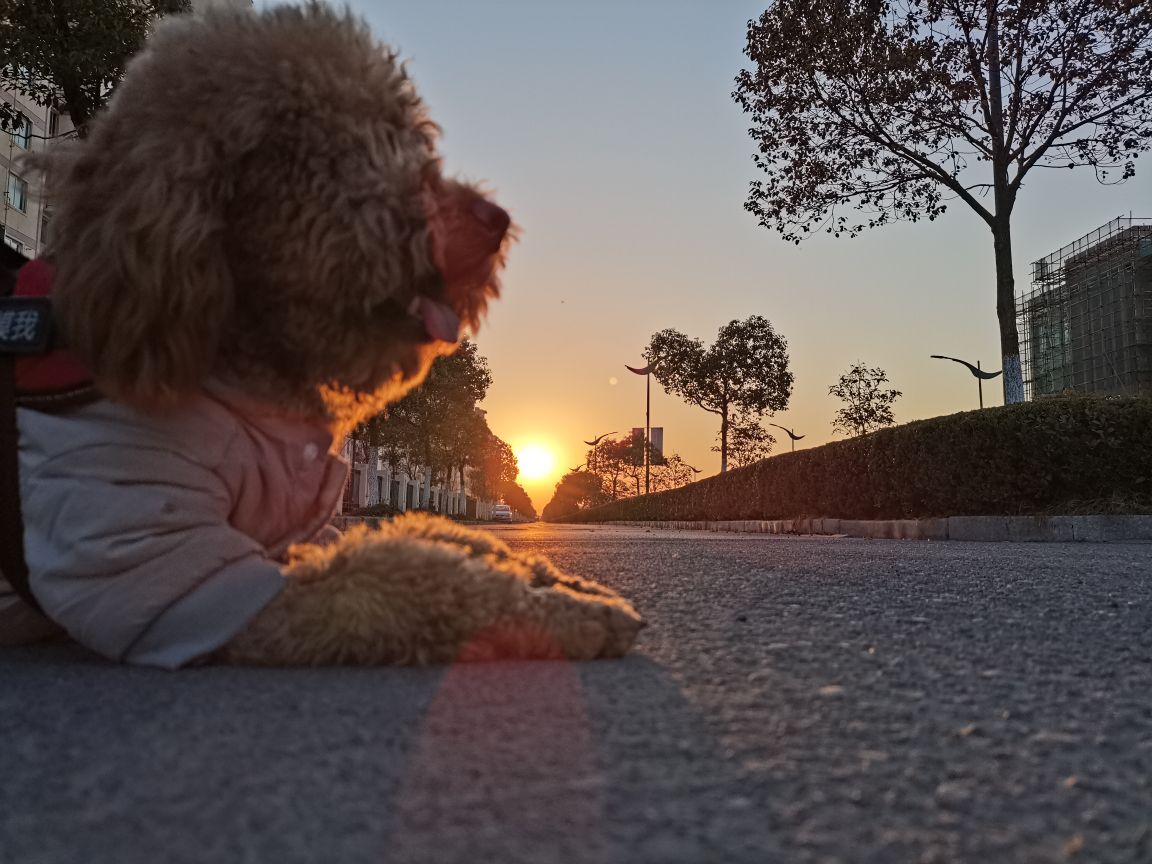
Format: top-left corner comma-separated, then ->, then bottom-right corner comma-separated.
21,441 -> 285,668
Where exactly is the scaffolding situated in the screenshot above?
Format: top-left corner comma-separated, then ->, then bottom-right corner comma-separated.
1018,216 -> 1152,400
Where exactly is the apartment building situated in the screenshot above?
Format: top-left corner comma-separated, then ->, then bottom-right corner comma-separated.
1,89 -> 68,258
341,441 -> 498,519
2,0 -> 251,259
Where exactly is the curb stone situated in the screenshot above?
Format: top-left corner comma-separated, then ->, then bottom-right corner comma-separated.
589,516 -> 1152,543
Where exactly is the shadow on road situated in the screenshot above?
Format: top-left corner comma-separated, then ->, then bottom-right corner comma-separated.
1,644 -> 750,864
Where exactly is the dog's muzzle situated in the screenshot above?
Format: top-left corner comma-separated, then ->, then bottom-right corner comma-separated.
411,192 -> 512,344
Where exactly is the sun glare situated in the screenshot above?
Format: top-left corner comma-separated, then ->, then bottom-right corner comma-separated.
515,443 -> 556,481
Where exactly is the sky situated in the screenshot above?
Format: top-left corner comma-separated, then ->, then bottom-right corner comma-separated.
270,0 -> 1152,510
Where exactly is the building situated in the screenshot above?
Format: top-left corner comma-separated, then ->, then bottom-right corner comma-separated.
340,441 -> 502,520
1019,216 -> 1152,399
1,89 -> 68,258
2,0 -> 248,258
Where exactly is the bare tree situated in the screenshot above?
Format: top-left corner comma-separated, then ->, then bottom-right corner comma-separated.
829,362 -> 902,437
734,0 -> 1152,404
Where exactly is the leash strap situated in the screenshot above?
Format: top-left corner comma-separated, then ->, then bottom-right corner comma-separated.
0,351 -> 41,614
0,246 -> 44,615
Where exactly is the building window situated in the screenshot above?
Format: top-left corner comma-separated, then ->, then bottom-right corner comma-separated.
10,119 -> 31,150
40,212 -> 51,246
6,174 -> 28,212
3,235 -> 23,254
48,109 -> 59,137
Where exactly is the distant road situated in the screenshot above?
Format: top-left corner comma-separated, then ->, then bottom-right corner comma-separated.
3,524 -> 1151,863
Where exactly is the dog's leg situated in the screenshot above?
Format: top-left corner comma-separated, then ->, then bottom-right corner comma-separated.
217,525 -> 642,666
379,511 -> 518,560
379,513 -> 626,599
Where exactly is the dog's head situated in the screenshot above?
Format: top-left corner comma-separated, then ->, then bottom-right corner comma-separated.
32,2 -> 512,423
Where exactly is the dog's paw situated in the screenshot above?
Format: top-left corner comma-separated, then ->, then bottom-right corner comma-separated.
519,552 -> 626,599
457,573 -> 644,663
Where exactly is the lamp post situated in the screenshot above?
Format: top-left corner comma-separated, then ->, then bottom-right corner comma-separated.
930,355 -> 1004,409
767,423 -> 805,453
579,432 -> 616,482
625,362 -> 654,495
582,432 -> 617,446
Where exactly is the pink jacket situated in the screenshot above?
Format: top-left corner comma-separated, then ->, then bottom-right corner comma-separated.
8,384 -> 347,668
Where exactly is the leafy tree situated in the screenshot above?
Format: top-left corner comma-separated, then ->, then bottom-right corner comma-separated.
541,471 -> 609,521
349,340 -> 499,508
466,426 -> 520,505
416,341 -> 493,501
648,453 -> 702,493
712,413 -> 775,469
423,340 -> 493,416
647,315 -> 792,474
829,362 -> 902,437
585,437 -> 629,500
358,340 -> 488,446
734,0 -> 1152,404
615,439 -> 651,499
442,407 -> 495,505
582,434 -> 700,499
0,0 -> 190,135
500,481 -> 537,520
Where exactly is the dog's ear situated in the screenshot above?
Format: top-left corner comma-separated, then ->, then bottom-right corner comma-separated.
31,127 -> 235,408
32,4 -> 443,409
26,7 -> 268,408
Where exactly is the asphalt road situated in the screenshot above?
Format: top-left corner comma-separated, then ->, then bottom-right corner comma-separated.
3,524 -> 1152,864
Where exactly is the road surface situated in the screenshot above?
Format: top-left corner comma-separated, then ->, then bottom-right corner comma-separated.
3,524 -> 1151,863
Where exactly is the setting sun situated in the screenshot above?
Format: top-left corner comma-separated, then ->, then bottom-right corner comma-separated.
514,443 -> 557,482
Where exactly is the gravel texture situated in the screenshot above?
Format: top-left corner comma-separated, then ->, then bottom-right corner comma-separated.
2,524 -> 1151,864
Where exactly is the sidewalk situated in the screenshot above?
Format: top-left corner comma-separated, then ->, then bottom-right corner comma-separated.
591,514 -> 1152,542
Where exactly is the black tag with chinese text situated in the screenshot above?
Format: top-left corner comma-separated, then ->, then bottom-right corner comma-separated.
0,297 -> 53,354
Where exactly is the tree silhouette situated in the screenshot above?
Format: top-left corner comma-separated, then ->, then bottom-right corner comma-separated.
499,480 -> 537,521
542,471 -> 608,521
648,453 -> 702,493
829,363 -> 902,437
734,0 -> 1152,404
349,340 -> 508,509
713,413 -> 776,468
647,315 -> 792,474
468,434 -> 519,503
580,434 -> 702,499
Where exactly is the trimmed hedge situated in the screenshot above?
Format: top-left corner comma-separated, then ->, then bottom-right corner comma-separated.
559,397 -> 1152,522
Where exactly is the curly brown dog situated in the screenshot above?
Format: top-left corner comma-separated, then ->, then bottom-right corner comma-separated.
2,2 -> 641,667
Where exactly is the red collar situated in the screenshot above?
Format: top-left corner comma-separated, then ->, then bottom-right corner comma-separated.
13,260 -> 94,397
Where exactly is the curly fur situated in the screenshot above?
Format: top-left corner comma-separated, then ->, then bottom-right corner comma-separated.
221,515 -> 642,666
22,2 -> 643,666
31,3 -> 504,424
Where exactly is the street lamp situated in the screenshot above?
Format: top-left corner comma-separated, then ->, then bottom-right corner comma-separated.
579,432 -> 616,478
930,355 -> 1004,409
625,362 -> 654,495
767,423 -> 805,453
583,432 -> 617,446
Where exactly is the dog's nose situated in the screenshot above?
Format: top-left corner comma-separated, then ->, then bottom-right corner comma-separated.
472,199 -> 511,238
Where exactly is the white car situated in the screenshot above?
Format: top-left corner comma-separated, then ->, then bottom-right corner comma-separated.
490,504 -> 513,522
